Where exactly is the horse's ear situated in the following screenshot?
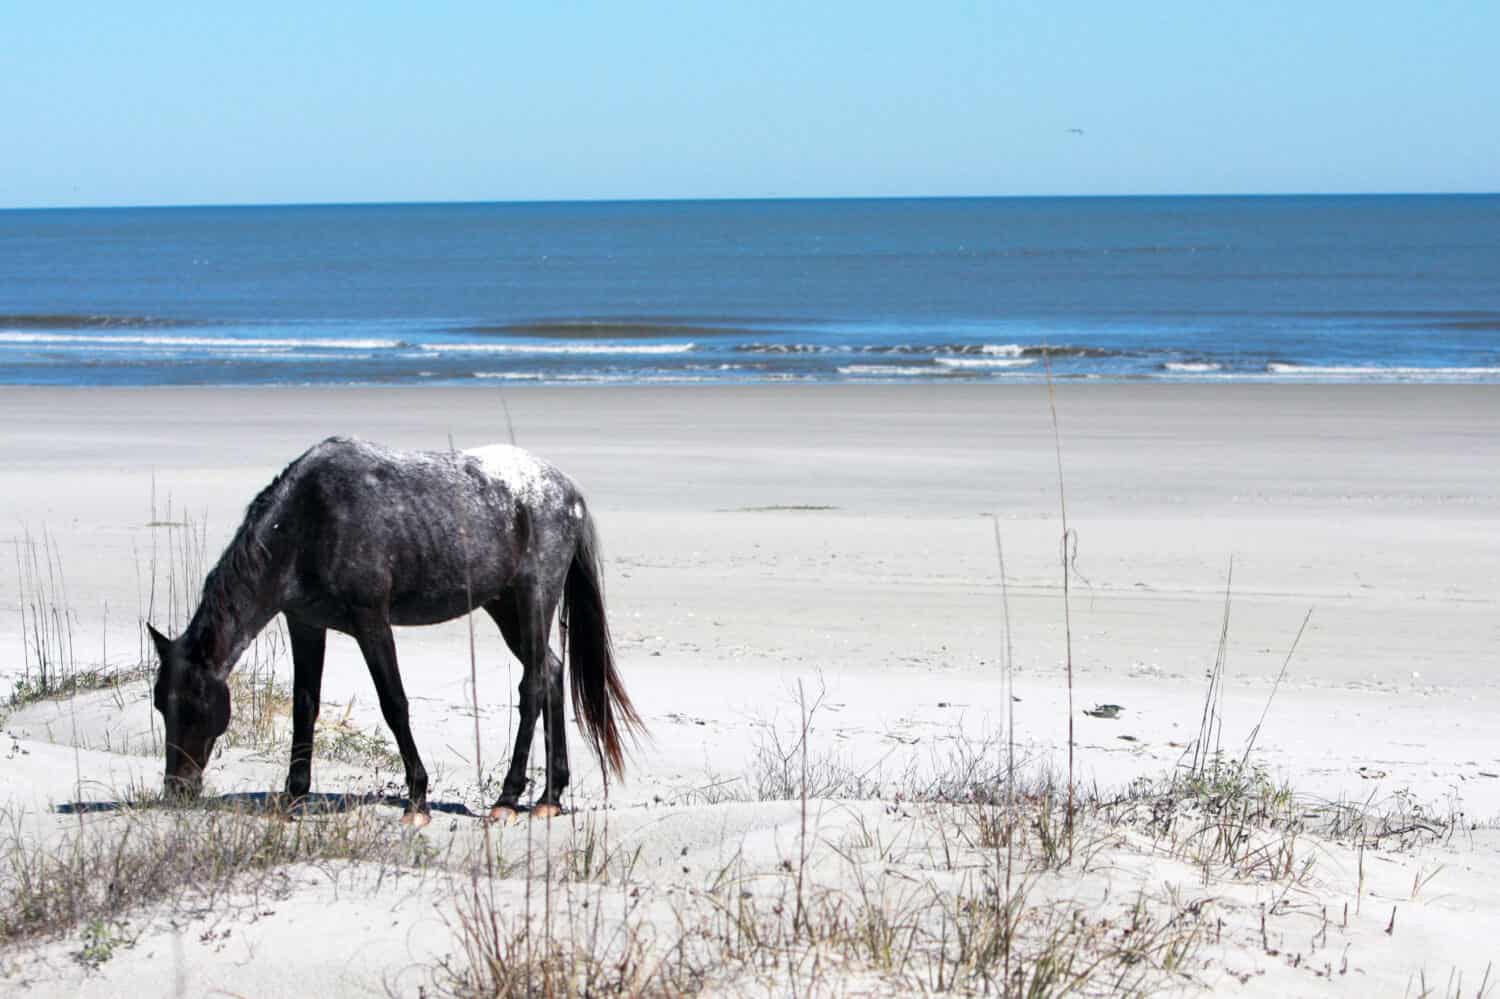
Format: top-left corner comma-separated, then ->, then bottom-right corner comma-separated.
146,623 -> 172,663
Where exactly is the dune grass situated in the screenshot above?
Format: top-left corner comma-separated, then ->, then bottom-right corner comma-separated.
0,798 -> 438,954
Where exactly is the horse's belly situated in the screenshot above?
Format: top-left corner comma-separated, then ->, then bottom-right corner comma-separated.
386,596 -> 486,627
385,571 -> 507,626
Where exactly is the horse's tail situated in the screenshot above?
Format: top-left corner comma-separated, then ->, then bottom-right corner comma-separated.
563,507 -> 642,780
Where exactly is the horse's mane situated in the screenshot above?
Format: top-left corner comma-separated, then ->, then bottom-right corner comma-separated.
189,459 -> 295,660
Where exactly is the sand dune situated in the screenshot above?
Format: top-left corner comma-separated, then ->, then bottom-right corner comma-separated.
1,385 -> 1497,995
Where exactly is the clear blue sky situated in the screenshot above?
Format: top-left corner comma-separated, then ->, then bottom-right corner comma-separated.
4,2 -> 1497,207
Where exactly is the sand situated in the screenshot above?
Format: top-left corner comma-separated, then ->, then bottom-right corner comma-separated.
1,384 -> 1497,995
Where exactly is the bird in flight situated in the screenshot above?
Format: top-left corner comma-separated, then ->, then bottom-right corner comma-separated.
1067,128 -> 1085,135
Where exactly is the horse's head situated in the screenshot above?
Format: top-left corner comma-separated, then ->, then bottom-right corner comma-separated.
147,624 -> 231,800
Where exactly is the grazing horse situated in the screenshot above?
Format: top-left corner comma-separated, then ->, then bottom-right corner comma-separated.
147,436 -> 640,827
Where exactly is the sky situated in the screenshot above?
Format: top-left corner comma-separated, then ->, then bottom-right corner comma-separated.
3,2 -> 1497,207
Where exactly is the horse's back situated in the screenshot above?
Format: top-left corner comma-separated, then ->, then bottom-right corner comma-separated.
464,444 -> 579,511
279,437 -> 530,623
465,444 -> 590,588
289,437 -> 581,527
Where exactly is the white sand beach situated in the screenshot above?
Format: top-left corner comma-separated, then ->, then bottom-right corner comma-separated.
1,383 -> 1497,996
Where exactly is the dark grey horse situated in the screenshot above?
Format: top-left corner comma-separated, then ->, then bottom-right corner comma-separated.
147,436 -> 640,826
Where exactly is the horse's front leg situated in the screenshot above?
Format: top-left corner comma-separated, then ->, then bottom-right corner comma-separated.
350,610 -> 430,827
283,614 -> 327,808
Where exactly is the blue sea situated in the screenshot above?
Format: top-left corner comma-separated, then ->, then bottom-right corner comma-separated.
2,196 -> 1498,386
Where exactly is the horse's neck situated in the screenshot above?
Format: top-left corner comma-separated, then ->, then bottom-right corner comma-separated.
186,601 -> 278,676
185,546 -> 285,675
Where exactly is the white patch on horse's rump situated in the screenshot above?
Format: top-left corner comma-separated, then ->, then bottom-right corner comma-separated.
466,444 -> 558,506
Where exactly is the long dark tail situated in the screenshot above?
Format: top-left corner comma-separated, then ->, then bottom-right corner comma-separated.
563,509 -> 642,780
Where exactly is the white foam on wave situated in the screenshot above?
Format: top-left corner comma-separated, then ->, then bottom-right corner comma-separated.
1267,362 -> 1500,377
218,350 -> 378,361
738,342 -> 831,354
0,331 -> 401,350
978,344 -> 1027,356
1163,361 -> 1223,373
933,356 -> 1036,369
574,373 -> 718,383
837,364 -> 941,377
422,342 -> 697,356
473,371 -> 720,384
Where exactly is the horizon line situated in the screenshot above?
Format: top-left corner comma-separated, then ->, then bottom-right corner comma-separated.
4,190 -> 1498,213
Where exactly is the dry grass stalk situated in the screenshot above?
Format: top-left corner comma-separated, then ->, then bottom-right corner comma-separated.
1240,607 -> 1313,770
990,515 -> 1018,986
12,526 -> 79,698
1041,350 -> 1077,857
1190,558 -> 1235,779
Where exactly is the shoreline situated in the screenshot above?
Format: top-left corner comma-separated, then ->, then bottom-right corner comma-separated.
7,372 -> 1500,389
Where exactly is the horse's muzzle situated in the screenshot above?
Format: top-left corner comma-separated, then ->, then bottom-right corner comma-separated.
164,773 -> 204,801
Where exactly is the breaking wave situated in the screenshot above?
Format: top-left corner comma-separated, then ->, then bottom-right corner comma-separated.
932,356 -> 1036,369
421,342 -> 698,356
1267,363 -> 1500,378
735,341 -> 1117,358
837,364 -> 952,377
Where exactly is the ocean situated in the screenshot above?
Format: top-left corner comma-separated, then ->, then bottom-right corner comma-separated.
2,196 -> 1498,386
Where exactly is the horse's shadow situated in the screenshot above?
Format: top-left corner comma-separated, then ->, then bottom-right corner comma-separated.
56,791 -> 479,819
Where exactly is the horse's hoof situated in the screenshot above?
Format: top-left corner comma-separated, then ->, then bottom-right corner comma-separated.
531,802 -> 563,820
488,805 -> 522,825
400,811 -> 432,829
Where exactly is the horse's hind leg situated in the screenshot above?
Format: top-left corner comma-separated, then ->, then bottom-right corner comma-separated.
283,613 -> 327,808
486,587 -> 569,821
537,632 -> 570,817
485,594 -> 542,821
350,610 -> 430,827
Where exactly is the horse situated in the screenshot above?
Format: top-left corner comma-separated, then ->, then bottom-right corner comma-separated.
146,436 -> 640,827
